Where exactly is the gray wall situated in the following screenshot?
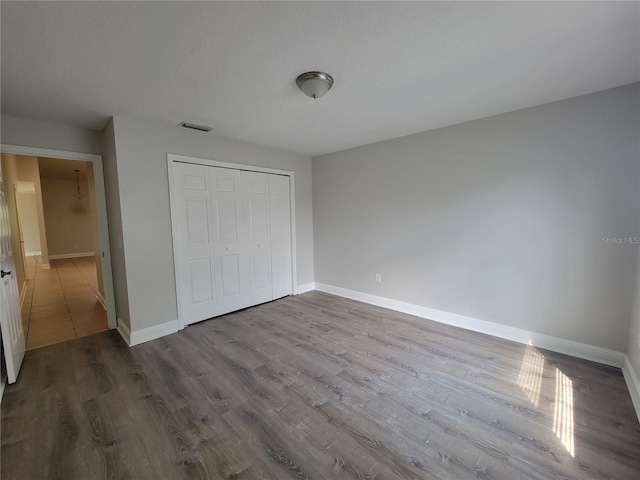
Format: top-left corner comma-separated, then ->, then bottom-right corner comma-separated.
101,119 -> 130,329
111,115 -> 314,331
313,83 -> 640,352
1,115 -> 103,155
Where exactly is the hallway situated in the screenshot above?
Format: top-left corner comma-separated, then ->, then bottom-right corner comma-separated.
21,256 -> 108,350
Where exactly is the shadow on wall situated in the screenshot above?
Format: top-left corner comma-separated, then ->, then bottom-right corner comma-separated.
69,202 -> 88,215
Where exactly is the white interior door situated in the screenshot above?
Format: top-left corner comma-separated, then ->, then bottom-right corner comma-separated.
241,171 -> 272,306
172,162 -> 217,325
269,174 -> 292,299
211,167 -> 246,315
0,161 -> 25,384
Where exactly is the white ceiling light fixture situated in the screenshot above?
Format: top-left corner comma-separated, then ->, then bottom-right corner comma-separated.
296,71 -> 334,99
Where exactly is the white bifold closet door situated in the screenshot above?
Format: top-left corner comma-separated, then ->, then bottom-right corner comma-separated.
269,174 -> 292,299
242,171 -> 272,307
172,163 -> 218,324
172,162 -> 292,326
211,167 -> 245,316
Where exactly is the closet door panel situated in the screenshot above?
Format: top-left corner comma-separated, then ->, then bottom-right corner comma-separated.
269,174 -> 292,299
220,254 -> 240,296
211,167 -> 246,314
241,171 -> 272,306
188,258 -> 214,304
172,162 -> 217,325
251,251 -> 271,289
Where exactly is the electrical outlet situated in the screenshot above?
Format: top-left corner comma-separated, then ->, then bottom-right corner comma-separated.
375,273 -> 382,282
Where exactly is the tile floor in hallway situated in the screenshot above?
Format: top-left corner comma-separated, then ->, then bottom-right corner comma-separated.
21,256 -> 108,350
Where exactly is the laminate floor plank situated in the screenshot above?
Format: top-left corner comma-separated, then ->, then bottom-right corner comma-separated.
3,291 -> 640,479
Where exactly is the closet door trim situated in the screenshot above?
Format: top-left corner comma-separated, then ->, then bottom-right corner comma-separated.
168,154 -> 297,330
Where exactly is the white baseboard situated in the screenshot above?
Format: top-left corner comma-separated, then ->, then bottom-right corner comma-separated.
25,251 -> 41,257
48,252 -> 95,260
294,282 -> 316,295
96,292 -> 107,311
314,283 -> 625,368
622,355 -> 640,422
116,317 -> 179,347
116,318 -> 132,346
0,375 -> 5,403
41,263 -> 50,270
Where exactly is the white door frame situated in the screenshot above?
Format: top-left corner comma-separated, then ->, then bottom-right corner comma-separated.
1,144 -> 117,330
167,153 -> 297,331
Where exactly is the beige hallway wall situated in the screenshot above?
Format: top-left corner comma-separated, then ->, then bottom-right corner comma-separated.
15,155 -> 49,266
41,178 -> 94,256
16,189 -> 41,254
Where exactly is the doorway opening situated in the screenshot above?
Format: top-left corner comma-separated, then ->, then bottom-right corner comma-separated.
1,153 -> 109,350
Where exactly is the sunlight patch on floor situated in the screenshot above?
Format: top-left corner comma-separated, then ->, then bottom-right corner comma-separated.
517,344 -> 545,407
553,367 -> 575,457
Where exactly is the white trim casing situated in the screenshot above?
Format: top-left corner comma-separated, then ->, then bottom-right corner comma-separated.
116,318 -> 179,347
96,292 -> 107,311
48,252 -> 95,260
116,318 -> 132,346
314,283 -> 625,368
622,356 -> 640,421
168,154 -> 294,177
1,145 -> 102,163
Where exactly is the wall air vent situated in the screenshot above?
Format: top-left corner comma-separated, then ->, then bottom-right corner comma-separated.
178,122 -> 213,132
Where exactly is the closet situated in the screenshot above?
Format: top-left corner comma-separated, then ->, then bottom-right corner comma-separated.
170,161 -> 292,326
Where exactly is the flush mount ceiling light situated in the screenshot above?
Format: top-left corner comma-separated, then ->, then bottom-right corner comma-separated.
296,71 -> 334,99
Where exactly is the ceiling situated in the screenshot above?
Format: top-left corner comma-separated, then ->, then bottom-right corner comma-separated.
2,2 -> 638,157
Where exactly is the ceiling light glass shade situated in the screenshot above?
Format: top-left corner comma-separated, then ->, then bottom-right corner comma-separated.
296,71 -> 334,99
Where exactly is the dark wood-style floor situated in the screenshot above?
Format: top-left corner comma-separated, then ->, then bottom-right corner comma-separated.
2,292 -> 639,479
